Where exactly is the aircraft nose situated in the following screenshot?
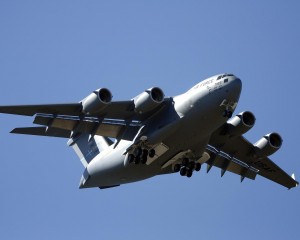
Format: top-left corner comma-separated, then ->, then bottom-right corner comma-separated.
232,77 -> 242,93
225,75 -> 242,101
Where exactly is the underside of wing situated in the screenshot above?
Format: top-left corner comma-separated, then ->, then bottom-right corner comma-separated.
33,114 -> 140,140
1,97 -> 171,140
205,145 -> 258,180
208,127 -> 298,189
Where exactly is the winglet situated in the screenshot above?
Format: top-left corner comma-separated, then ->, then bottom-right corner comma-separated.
291,173 -> 299,188
291,173 -> 296,180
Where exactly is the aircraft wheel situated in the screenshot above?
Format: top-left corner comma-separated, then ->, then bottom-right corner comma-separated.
135,147 -> 142,157
173,164 -> 181,172
194,162 -> 201,172
223,110 -> 228,117
142,149 -> 149,157
128,154 -> 135,164
227,111 -> 233,118
182,158 -> 189,167
149,149 -> 155,158
186,169 -> 193,178
134,157 -> 140,164
141,155 -> 147,164
180,167 -> 187,176
188,161 -> 195,170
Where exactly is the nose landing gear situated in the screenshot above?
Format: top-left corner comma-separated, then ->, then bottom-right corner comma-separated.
223,109 -> 233,118
220,99 -> 236,118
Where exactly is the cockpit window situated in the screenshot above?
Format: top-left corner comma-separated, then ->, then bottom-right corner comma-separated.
217,74 -> 233,80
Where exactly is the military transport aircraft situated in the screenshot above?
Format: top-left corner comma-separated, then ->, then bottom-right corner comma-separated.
0,74 -> 298,189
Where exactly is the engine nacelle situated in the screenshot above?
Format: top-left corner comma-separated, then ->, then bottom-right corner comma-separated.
81,88 -> 112,114
253,132 -> 282,157
133,87 -> 164,114
224,111 -> 256,136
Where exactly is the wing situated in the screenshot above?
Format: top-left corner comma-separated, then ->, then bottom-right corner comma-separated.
11,127 -> 71,138
0,99 -> 170,140
0,101 -> 134,118
0,103 -> 83,116
207,127 -> 298,189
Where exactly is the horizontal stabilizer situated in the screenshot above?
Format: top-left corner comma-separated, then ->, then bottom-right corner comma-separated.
11,127 -> 71,138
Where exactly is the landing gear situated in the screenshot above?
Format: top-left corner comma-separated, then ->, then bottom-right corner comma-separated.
180,167 -> 187,176
149,149 -> 156,158
141,155 -> 148,164
128,154 -> 135,164
194,162 -> 201,172
128,147 -> 155,165
134,157 -> 140,164
220,99 -> 236,119
223,109 -> 233,118
186,169 -> 193,178
173,164 -> 181,172
175,159 -> 201,178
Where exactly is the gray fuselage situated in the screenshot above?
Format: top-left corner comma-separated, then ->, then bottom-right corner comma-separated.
81,74 -> 242,188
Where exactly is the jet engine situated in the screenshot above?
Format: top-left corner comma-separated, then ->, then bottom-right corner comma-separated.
223,111 -> 256,136
133,87 -> 164,114
81,88 -> 112,114
253,132 -> 282,157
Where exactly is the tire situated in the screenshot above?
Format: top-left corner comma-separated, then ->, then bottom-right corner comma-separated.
128,154 -> 135,163
149,149 -> 155,158
194,163 -> 201,172
182,158 -> 189,167
180,167 -> 187,176
186,170 -> 193,178
173,164 -> 181,172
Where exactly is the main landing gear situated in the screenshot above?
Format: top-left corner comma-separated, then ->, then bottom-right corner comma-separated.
127,147 -> 155,165
173,158 -> 201,178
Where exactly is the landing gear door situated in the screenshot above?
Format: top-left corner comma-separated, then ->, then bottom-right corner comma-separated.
146,143 -> 169,165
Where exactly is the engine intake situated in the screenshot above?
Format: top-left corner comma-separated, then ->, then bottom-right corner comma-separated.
224,111 -> 256,136
134,87 -> 164,114
254,132 -> 282,157
81,88 -> 112,114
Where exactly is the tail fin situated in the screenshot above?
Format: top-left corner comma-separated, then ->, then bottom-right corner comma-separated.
67,133 -> 113,167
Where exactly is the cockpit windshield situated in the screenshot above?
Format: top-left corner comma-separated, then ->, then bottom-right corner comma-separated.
217,74 -> 234,80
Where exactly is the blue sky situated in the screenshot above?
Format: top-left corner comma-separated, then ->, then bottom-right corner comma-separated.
1,1 -> 299,239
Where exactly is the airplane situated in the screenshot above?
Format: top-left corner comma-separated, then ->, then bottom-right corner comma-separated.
0,74 -> 298,189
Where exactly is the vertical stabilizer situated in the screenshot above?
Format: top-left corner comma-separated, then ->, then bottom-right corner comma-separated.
68,133 -> 112,167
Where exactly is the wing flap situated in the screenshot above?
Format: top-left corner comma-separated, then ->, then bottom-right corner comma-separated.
205,148 -> 257,180
33,115 -> 140,140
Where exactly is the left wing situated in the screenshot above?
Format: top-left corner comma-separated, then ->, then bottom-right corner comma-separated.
208,128 -> 298,189
0,97 -> 171,140
0,103 -> 83,116
0,101 -> 135,119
